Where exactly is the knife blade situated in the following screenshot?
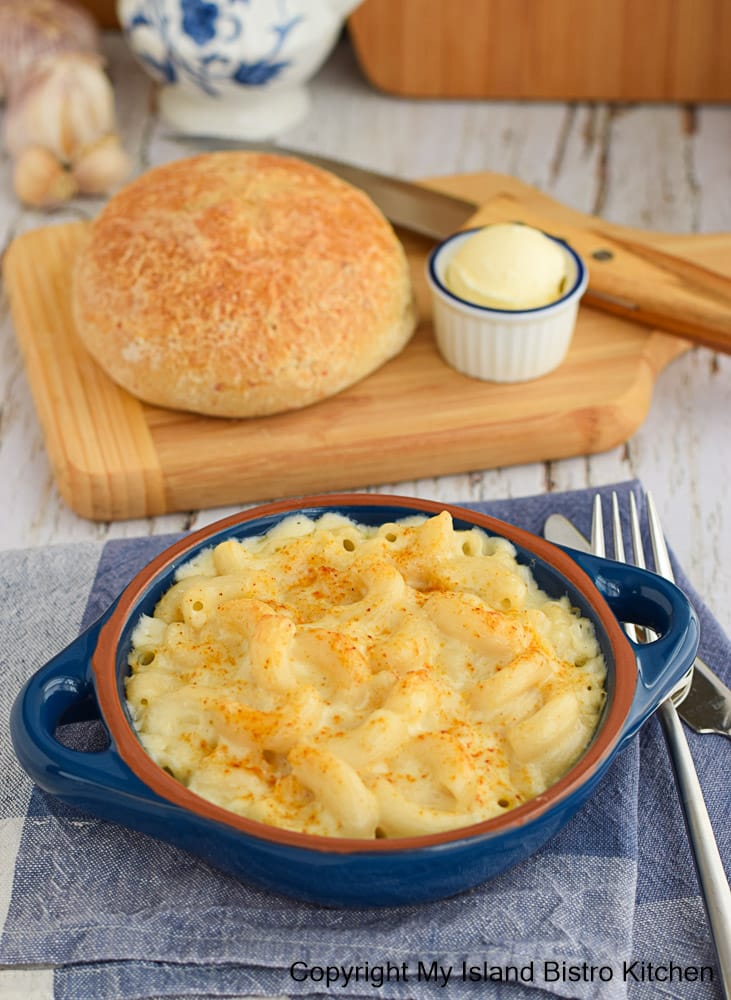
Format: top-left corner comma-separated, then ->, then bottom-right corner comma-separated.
164,135 -> 731,356
544,512 -> 731,738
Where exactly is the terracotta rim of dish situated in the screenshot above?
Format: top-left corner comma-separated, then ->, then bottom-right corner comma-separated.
93,493 -> 635,854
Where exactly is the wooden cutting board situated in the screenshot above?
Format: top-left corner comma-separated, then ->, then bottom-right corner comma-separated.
4,170 -> 727,522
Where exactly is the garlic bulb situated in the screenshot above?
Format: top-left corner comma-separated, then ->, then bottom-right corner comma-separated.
5,51 -> 117,162
0,0 -> 131,208
13,145 -> 79,208
0,0 -> 99,101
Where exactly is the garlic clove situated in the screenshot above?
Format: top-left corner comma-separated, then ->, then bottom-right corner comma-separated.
13,144 -> 79,208
72,133 -> 132,194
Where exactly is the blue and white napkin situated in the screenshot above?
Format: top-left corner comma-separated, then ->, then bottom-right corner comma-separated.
0,481 -> 728,1000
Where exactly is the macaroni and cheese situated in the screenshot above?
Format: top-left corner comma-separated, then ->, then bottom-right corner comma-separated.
126,512 -> 606,838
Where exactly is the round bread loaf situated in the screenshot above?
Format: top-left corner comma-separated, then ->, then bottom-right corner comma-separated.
72,151 -> 417,417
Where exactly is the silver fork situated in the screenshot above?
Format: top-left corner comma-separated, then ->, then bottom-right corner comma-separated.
593,492 -> 731,998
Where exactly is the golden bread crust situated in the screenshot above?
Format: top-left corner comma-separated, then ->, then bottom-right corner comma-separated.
72,151 -> 416,417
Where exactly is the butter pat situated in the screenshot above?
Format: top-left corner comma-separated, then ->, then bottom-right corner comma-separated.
445,223 -> 567,310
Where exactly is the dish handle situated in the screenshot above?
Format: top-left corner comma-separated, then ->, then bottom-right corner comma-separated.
10,611 -> 158,807
569,550 -> 700,745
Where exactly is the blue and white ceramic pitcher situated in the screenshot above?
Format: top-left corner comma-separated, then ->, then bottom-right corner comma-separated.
117,0 -> 362,138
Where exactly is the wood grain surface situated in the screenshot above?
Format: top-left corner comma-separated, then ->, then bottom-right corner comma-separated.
348,0 -> 731,102
76,0 -> 119,28
4,170 -> 711,522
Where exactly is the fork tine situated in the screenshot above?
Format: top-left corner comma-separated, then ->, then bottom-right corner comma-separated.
610,492 -> 640,643
647,491 -> 675,582
591,495 -> 605,558
611,492 -> 626,562
641,491 -> 691,699
628,493 -> 647,570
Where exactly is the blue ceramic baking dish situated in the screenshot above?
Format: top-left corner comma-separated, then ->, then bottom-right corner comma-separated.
10,494 -> 699,907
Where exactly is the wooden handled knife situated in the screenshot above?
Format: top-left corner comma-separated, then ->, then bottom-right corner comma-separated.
168,136 -> 731,355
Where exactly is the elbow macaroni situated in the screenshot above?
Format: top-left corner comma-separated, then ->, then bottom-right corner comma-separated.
126,512 -> 606,838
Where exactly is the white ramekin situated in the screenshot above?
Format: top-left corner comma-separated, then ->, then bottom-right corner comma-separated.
426,227 -> 588,383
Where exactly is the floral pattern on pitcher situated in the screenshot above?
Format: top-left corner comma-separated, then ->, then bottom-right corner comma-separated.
121,0 -> 303,95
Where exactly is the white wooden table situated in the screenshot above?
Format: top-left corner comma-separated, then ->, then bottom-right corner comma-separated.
1,33 -> 729,637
